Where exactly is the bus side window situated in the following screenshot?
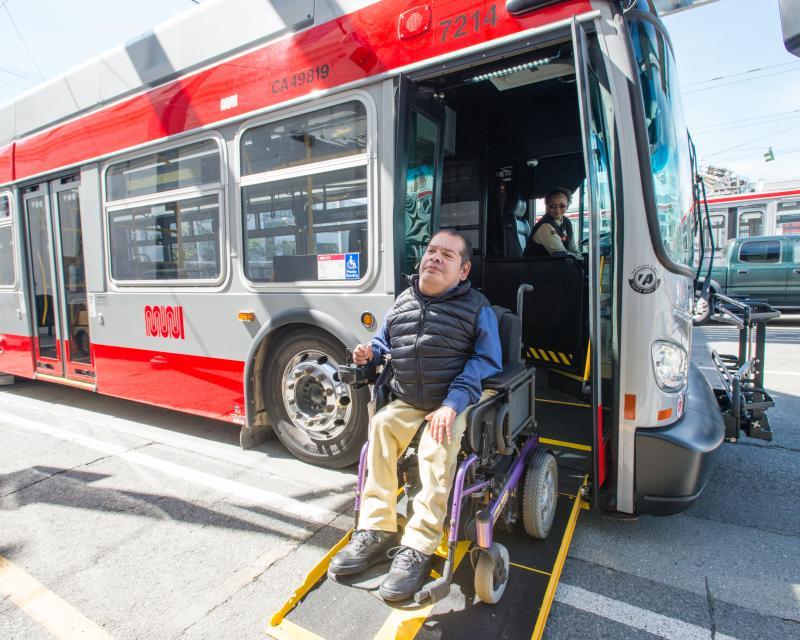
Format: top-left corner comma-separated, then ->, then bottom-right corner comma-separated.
240,100 -> 371,284
106,139 -> 224,284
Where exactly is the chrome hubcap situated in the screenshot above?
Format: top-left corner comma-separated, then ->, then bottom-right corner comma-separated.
281,349 -> 351,443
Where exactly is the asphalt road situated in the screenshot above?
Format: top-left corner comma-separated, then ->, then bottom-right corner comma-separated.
1,318 -> 798,639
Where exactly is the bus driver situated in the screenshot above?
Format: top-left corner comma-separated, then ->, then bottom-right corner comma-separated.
328,229 -> 502,602
523,187 -> 579,257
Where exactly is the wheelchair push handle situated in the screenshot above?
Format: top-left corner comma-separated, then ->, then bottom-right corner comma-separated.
516,284 -> 534,322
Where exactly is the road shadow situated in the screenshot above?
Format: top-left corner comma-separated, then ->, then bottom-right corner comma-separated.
0,465 -> 352,544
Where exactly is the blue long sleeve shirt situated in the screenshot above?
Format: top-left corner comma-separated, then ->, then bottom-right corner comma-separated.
369,304 -> 502,415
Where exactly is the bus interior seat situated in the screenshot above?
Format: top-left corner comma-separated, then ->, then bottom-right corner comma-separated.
273,254 -> 318,282
502,197 -> 530,258
34,295 -> 55,335
467,251 -> 483,291
483,255 -> 588,376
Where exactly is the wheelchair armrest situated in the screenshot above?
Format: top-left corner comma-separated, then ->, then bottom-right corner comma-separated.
482,363 -> 530,390
465,364 -> 536,455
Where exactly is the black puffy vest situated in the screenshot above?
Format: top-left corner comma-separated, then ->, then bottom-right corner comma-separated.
385,276 -> 489,411
524,214 -> 574,258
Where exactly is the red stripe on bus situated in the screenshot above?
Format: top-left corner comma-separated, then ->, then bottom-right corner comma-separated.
0,333 -> 34,378
596,404 -> 606,487
92,343 -> 245,422
705,188 -> 800,205
0,143 -> 13,184
2,0 -> 590,183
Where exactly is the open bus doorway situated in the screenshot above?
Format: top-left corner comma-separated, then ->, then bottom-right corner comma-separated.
395,26 -> 619,511
21,177 -> 95,385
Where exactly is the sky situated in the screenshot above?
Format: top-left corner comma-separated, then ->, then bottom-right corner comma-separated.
0,0 -> 797,186
663,0 -> 800,186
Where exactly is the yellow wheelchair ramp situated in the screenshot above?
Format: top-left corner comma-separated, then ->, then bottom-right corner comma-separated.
267,470 -> 586,640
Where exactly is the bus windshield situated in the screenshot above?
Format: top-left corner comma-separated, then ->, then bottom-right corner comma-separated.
628,17 -> 694,267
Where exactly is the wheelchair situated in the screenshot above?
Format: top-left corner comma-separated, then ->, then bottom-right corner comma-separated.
337,290 -> 559,605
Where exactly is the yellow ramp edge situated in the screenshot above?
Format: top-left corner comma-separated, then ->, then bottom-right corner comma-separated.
269,529 -> 352,630
531,479 -> 588,640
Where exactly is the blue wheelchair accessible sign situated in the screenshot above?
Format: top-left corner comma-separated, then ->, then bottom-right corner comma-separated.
345,252 -> 360,279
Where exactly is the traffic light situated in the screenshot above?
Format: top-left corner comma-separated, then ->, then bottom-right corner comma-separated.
764,147 -> 775,162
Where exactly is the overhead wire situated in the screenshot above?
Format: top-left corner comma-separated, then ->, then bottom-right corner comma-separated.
703,124 -> 800,158
682,60 -> 800,88
2,0 -> 45,80
684,67 -> 800,95
0,77 -> 30,90
0,64 -> 39,84
694,112 -> 800,134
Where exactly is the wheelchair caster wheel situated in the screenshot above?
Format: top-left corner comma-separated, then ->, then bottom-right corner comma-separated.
522,448 -> 558,539
474,543 -> 509,604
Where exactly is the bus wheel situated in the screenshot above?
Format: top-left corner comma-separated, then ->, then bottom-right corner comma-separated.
265,329 -> 367,468
521,448 -> 558,539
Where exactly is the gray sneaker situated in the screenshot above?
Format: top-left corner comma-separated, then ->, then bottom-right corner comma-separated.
378,546 -> 432,601
328,529 -> 397,576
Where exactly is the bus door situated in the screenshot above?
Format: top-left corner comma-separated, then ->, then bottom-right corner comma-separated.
22,177 -> 95,383
0,191 -> 34,378
574,19 -> 618,508
394,76 -> 446,291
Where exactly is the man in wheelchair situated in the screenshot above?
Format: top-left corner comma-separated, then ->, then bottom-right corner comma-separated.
328,229 -> 503,602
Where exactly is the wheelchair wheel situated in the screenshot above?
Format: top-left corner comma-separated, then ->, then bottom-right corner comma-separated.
521,448 -> 558,539
474,543 -> 509,605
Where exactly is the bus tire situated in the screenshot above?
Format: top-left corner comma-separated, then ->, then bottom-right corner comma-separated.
521,448 -> 558,539
264,328 -> 368,468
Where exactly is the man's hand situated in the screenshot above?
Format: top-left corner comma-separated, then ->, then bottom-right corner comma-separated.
425,405 -> 457,445
352,343 -> 373,365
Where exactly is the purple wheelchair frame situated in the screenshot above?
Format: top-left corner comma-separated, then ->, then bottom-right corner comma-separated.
352,430 -> 540,603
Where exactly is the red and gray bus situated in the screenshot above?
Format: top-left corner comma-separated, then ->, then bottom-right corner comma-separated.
0,0 -> 753,517
704,187 -> 800,257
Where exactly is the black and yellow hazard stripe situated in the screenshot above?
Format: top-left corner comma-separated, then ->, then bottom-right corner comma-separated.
527,346 -> 573,366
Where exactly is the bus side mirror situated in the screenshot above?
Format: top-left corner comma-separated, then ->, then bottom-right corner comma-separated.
780,0 -> 800,57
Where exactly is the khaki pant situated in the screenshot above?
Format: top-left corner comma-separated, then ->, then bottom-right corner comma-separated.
358,390 -> 494,555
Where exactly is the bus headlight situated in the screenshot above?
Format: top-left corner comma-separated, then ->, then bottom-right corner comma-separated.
651,341 -> 687,392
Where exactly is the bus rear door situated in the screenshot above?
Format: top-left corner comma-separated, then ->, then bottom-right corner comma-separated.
0,191 -> 33,378
22,176 -> 95,385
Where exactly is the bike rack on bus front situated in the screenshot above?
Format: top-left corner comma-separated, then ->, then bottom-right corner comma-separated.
708,292 -> 779,442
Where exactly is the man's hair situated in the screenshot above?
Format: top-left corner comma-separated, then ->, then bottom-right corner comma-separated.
431,228 -> 473,265
545,187 -> 573,205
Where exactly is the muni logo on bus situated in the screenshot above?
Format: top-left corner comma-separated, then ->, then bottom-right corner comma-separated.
144,305 -> 186,340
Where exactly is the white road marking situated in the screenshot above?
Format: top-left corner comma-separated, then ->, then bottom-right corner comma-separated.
555,583 -> 738,640
0,554 -> 114,640
0,394 -> 352,491
0,410 -> 339,526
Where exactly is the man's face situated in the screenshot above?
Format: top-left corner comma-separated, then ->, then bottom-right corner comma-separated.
546,193 -> 569,220
418,232 -> 471,297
